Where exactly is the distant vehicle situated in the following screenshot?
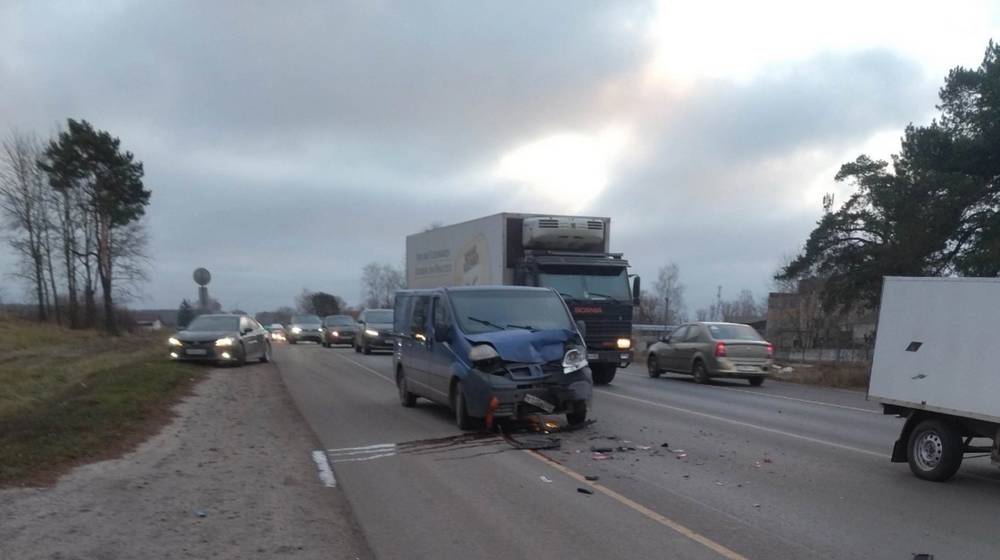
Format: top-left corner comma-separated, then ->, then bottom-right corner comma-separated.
322,315 -> 357,347
354,309 -> 394,354
393,286 -> 591,429
870,277 -> 1000,482
646,322 -> 772,386
405,213 -> 640,386
287,314 -> 323,344
266,323 -> 286,341
168,313 -> 271,366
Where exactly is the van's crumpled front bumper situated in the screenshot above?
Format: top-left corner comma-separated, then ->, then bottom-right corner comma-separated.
462,363 -> 593,419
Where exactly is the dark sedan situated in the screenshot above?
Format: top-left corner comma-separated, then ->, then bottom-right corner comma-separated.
287,314 -> 323,344
354,308 -> 394,354
169,314 -> 272,366
322,314 -> 357,347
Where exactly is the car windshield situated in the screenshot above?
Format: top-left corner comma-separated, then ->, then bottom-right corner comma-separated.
537,267 -> 630,302
706,324 -> 764,341
186,316 -> 239,332
450,290 -> 574,334
324,316 -> 355,326
364,310 -> 393,323
291,315 -> 321,324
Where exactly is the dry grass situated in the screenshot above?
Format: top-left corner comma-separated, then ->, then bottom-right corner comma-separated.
772,361 -> 870,389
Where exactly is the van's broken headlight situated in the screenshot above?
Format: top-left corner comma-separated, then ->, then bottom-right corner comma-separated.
562,346 -> 588,374
469,344 -> 499,363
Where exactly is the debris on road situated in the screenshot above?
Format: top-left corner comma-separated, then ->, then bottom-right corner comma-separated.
577,488 -> 594,495
539,476 -> 552,483
195,510 -> 207,518
661,442 -> 670,448
591,453 -> 612,460
584,475 -> 599,481
590,446 -> 614,453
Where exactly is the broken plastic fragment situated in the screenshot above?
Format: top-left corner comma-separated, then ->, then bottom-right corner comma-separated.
577,487 -> 594,495
584,475 -> 599,481
540,476 -> 552,483
590,446 -> 613,453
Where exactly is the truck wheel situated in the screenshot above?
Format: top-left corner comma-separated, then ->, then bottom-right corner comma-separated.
647,355 -> 662,378
591,364 -> 616,385
908,418 -> 964,482
566,401 -> 588,425
692,360 -> 710,384
396,368 -> 417,407
453,382 -> 477,431
747,376 -> 764,387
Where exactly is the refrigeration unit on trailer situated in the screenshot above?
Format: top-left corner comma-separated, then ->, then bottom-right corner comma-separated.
869,276 -> 1000,481
406,213 -> 639,385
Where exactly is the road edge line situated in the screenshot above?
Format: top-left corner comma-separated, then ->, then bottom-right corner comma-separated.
311,450 -> 337,488
526,450 -> 750,560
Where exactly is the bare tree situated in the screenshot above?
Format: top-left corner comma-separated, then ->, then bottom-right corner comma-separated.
361,262 -> 405,308
0,131 -> 50,320
718,289 -> 764,323
641,263 -> 687,324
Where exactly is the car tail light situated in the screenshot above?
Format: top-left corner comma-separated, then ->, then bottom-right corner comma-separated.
766,343 -> 774,358
714,342 -> 727,357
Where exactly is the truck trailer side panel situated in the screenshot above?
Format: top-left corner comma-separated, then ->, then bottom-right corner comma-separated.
869,276 -> 1000,424
406,215 -> 505,289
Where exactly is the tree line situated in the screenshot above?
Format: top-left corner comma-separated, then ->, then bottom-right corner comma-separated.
635,262 -> 766,325
778,41 -> 1000,311
0,120 -> 150,334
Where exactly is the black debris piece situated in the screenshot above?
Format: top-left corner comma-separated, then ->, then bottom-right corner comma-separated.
577,487 -> 594,495
590,446 -> 614,453
584,475 -> 600,481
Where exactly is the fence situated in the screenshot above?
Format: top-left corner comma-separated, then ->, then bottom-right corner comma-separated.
775,347 -> 872,364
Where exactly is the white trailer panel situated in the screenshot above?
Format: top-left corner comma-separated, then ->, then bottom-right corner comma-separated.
869,276 -> 1000,423
406,214 -> 506,289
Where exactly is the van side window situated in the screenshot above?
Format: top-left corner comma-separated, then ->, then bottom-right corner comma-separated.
433,296 -> 451,332
411,296 -> 430,337
394,295 -> 412,335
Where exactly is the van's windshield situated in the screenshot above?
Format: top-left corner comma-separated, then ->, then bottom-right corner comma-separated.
450,290 -> 574,334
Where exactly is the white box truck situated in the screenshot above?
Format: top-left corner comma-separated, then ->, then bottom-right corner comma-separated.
870,276 -> 1000,481
406,213 -> 640,385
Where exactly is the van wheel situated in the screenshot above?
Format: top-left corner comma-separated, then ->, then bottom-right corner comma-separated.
692,360 -> 710,384
566,401 -> 588,425
397,368 -> 417,407
453,382 -> 477,431
908,418 -> 963,482
747,376 -> 764,387
647,355 -> 662,378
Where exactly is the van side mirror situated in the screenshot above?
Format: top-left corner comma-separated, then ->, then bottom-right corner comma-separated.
632,276 -> 641,306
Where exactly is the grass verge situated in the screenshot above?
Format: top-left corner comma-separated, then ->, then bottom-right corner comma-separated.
0,321 -> 203,487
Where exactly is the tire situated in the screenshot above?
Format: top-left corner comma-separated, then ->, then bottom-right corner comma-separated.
692,360 -> 710,384
397,368 -> 417,407
234,344 -> 247,367
566,401 -> 588,425
747,376 -> 764,387
647,355 -> 662,378
363,343 -> 372,355
591,364 -> 617,385
453,382 -> 477,430
907,418 -> 964,482
259,342 -> 272,363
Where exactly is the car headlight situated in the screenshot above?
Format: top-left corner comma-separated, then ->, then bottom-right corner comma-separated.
331,330 -> 339,337
365,329 -> 379,337
616,338 -> 632,349
215,337 -> 235,347
562,346 -> 588,374
291,326 -> 302,334
168,337 -> 182,346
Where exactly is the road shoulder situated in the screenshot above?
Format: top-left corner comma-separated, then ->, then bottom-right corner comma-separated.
0,362 -> 373,560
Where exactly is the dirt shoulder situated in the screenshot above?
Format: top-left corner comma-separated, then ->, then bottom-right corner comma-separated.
0,362 -> 373,560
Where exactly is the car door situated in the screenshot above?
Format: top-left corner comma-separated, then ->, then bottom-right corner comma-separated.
239,316 -> 260,358
678,324 -> 704,370
406,296 -> 433,398
657,325 -> 687,371
425,295 -> 457,401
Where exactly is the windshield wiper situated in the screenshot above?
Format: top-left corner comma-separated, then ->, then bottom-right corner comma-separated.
467,316 -> 507,331
586,291 -> 622,304
506,323 -> 536,331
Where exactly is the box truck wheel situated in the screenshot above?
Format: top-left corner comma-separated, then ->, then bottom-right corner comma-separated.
452,381 -> 477,431
908,418 -> 963,482
591,364 -> 616,385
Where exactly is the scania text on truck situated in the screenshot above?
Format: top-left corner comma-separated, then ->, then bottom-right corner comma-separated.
405,213 -> 639,385
870,276 -> 1000,482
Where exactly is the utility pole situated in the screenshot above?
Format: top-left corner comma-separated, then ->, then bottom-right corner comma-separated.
664,296 -> 670,326
715,285 -> 722,321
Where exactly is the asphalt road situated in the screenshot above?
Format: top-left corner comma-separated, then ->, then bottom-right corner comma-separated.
275,343 -> 1000,560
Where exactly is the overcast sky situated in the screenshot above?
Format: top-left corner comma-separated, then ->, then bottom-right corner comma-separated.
2,1 -> 999,314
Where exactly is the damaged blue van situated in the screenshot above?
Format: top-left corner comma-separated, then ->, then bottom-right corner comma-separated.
393,286 -> 593,429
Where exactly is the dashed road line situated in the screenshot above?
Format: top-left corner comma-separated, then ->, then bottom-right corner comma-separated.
332,352 -> 395,384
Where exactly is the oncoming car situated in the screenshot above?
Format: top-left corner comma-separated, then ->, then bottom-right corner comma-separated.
266,323 -> 286,341
646,322 -> 773,386
354,309 -> 394,354
168,314 -> 272,366
287,314 -> 323,344
322,315 -> 357,347
392,286 -> 592,429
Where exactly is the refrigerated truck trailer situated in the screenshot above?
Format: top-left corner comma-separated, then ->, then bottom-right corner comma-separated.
870,276 -> 1000,481
406,213 -> 639,385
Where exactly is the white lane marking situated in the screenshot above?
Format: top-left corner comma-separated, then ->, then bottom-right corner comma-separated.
327,443 -> 397,453
597,390 -> 885,458
331,452 -> 398,464
621,370 -> 877,414
718,387 -> 879,414
328,445 -> 399,458
333,352 -> 394,384
311,450 -> 337,487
